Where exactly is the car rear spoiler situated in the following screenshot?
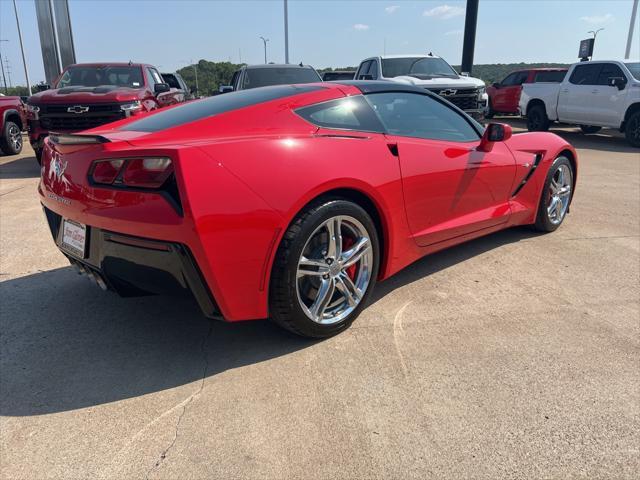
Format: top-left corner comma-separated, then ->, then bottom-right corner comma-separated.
49,133 -> 111,145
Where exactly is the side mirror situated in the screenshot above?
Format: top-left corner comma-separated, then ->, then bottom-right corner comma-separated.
219,85 -> 234,94
492,82 -> 501,88
154,82 -> 170,94
609,77 -> 626,90
478,123 -> 512,152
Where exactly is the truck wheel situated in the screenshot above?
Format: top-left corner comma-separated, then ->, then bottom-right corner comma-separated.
485,100 -> 495,119
625,111 -> 640,148
580,125 -> 601,134
0,121 -> 23,155
527,104 -> 549,132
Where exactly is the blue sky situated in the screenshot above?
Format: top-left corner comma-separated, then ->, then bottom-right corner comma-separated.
1,0 -> 639,85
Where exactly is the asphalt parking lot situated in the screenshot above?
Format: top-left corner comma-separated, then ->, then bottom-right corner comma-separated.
1,120 -> 638,479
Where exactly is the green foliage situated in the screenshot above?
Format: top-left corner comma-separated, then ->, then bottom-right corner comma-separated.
1,85 -> 31,97
453,63 -> 571,85
177,60 -> 245,96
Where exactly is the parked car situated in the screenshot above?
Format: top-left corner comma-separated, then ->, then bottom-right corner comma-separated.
519,60 -> 640,146
38,81 -> 577,338
161,72 -> 195,102
219,64 -> 322,93
486,68 -> 567,117
0,96 -> 26,156
26,62 -> 183,163
355,54 -> 488,120
322,70 -> 356,81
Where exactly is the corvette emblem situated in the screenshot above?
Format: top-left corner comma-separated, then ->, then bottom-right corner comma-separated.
52,152 -> 68,180
67,105 -> 89,114
439,89 -> 457,96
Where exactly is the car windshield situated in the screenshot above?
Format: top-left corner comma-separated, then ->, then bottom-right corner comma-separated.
56,66 -> 144,88
381,57 -> 458,78
242,67 -> 321,89
624,62 -> 640,80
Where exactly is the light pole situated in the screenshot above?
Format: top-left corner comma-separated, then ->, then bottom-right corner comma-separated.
284,0 -> 289,64
12,0 -> 32,95
625,0 -> 639,59
260,36 -> 269,64
588,28 -> 604,58
4,59 -> 12,88
0,39 -> 8,94
180,60 -> 199,97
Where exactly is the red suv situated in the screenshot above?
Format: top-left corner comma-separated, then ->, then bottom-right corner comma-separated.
27,63 -> 185,163
0,96 -> 26,156
486,68 -> 567,117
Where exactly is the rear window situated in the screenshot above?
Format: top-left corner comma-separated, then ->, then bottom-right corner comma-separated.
121,85 -> 323,132
162,74 -> 180,89
242,67 -> 321,89
534,70 -> 566,83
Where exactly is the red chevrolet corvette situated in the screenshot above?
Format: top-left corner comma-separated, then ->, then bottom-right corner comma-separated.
39,82 -> 577,337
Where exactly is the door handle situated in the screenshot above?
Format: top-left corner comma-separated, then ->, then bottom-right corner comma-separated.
561,89 -> 569,93
591,89 -> 599,94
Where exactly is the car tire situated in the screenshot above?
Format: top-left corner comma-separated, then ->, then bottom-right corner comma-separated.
269,198 -> 379,338
579,125 -> 602,134
526,104 -> 550,132
485,100 -> 495,119
534,156 -> 574,232
34,147 -> 43,165
0,121 -> 23,155
624,111 -> 640,148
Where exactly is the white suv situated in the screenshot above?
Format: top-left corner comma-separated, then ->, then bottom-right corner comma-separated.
355,54 -> 488,120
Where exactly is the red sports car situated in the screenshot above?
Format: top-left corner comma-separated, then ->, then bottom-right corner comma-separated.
39,82 -> 577,338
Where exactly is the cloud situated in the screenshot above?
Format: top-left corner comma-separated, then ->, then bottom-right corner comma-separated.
423,4 -> 465,19
353,23 -> 370,31
445,29 -> 463,36
580,13 -> 614,24
385,5 -> 400,14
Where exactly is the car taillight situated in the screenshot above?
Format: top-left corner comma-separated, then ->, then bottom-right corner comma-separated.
91,159 -> 125,184
89,157 -> 174,188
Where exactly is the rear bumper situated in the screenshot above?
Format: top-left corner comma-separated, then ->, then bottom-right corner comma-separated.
43,205 -> 222,320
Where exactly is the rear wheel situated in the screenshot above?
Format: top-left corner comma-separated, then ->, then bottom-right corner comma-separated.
34,147 -> 43,165
534,156 -> 573,232
579,125 -> 602,134
625,111 -> 640,148
269,199 -> 379,338
0,121 -> 23,155
485,99 -> 495,119
526,104 -> 549,132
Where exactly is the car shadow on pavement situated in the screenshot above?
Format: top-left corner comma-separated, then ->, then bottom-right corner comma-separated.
0,155 -> 40,179
370,226 -> 543,304
1,226 -> 541,417
499,117 -> 635,154
0,267 -> 316,417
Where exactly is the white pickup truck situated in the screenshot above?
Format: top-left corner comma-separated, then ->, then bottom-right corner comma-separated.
519,60 -> 640,147
355,54 -> 488,120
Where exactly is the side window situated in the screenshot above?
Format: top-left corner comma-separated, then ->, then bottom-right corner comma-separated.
368,60 -> 379,80
144,68 -> 156,88
500,73 -> 518,86
295,95 -> 384,132
146,68 -> 163,87
534,70 -> 566,83
366,92 -> 480,142
569,64 -> 601,85
514,71 -> 529,85
230,71 -> 239,89
596,63 -> 625,86
357,61 -> 371,80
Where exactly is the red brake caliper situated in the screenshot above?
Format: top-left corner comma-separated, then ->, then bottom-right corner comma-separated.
342,237 -> 357,280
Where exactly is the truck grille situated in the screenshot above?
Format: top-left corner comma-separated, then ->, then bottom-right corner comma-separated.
428,88 -> 480,111
38,103 -> 126,131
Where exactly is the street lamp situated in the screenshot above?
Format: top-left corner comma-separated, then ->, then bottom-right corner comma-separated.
13,0 -> 32,95
0,39 -> 8,94
259,36 -> 269,64
588,28 -> 604,58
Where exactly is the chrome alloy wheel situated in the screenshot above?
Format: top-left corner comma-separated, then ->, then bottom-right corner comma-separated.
296,215 -> 373,325
8,124 -> 22,151
547,163 -> 572,225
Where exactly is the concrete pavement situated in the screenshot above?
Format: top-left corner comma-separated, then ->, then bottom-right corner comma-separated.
1,123 -> 638,479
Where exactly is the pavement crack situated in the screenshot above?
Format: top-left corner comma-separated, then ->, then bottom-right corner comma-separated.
145,321 -> 214,479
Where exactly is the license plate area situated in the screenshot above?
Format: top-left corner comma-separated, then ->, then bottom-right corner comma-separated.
60,219 -> 87,259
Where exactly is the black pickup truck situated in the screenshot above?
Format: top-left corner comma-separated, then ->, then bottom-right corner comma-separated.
219,64 -> 322,93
